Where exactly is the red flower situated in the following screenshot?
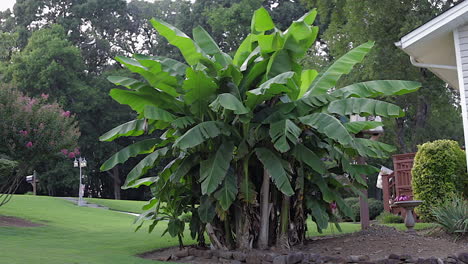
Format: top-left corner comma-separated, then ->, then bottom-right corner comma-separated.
68,152 -> 76,158
25,141 -> 33,148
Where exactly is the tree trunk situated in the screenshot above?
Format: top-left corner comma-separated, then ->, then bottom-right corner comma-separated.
258,169 -> 270,249
277,194 -> 290,249
236,204 -> 252,249
395,117 -> 408,152
224,214 -> 235,249
236,160 -> 253,250
268,186 -> 279,246
206,223 -> 228,250
107,167 -> 121,200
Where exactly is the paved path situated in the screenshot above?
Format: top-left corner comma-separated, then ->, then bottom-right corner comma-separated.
59,197 -> 139,216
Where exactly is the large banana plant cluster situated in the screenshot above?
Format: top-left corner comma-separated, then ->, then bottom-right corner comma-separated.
100,7 -> 420,249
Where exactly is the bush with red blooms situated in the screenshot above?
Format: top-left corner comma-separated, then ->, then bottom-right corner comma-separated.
0,85 -> 80,174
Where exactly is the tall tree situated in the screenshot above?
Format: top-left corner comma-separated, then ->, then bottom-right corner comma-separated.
0,85 -> 79,204
306,0 -> 464,153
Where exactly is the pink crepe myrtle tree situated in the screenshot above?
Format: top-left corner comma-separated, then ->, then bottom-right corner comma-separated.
0,85 -> 80,205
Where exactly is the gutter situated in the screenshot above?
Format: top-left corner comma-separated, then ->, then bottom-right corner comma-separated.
409,56 -> 457,70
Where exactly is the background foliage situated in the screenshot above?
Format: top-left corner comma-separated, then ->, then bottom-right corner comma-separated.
0,0 -> 464,201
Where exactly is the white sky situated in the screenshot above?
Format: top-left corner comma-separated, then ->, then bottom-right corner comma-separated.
0,0 -> 15,11
0,0 -> 166,12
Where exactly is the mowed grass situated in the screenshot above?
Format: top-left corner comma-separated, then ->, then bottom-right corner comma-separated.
0,195 -> 193,264
0,195 -> 435,264
85,198 -> 147,214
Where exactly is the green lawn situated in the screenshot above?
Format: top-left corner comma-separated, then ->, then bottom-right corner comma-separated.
0,195 -> 434,264
85,198 -> 147,214
0,195 -> 193,264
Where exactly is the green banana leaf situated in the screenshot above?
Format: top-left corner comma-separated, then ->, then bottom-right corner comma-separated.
299,113 -> 354,146
123,147 -> 169,188
173,121 -> 231,150
100,138 -> 161,171
200,141 -> 235,195
306,41 -> 374,96
99,119 -> 146,142
269,119 -> 301,153
214,170 -> 238,211
328,98 -> 404,117
255,147 -> 294,196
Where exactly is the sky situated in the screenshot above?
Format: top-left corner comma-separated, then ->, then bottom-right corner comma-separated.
0,0 -> 166,12
0,0 -> 15,11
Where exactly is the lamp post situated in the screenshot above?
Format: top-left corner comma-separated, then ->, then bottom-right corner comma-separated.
74,157 -> 87,206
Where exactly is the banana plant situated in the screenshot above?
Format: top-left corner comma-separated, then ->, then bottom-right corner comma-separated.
100,7 -> 420,250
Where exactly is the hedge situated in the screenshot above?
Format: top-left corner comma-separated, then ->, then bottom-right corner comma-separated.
411,139 -> 467,221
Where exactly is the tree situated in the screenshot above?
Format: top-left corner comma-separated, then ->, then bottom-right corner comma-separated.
305,0 -> 464,153
0,85 -> 80,205
101,8 -> 420,249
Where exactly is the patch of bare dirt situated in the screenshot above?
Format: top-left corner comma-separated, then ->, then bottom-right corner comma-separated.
299,225 -> 467,260
0,215 -> 43,227
140,225 -> 468,263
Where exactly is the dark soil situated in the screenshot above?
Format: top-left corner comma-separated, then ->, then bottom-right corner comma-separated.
140,225 -> 468,263
298,225 -> 467,259
0,215 -> 43,227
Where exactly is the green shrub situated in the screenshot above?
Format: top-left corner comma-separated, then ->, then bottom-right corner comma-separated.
411,140 -> 467,221
376,211 -> 403,224
0,158 -> 18,184
342,197 -> 383,221
431,195 -> 468,237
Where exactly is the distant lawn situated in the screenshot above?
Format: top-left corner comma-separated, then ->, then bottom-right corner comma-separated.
85,198 -> 147,214
306,221 -> 434,237
0,195 -> 436,264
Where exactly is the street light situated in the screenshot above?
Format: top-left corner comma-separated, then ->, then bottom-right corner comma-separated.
73,157 -> 87,206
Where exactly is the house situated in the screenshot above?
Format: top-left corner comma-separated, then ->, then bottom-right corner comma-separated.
395,1 -> 468,169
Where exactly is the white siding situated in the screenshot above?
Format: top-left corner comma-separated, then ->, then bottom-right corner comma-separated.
453,27 -> 468,169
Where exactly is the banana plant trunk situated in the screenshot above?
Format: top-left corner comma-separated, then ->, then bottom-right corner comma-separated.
277,194 -> 290,248
258,169 -> 270,249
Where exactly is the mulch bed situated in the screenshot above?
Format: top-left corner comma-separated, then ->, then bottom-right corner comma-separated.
0,215 -> 43,227
139,225 -> 468,263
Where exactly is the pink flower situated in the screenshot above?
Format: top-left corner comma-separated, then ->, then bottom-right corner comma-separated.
330,202 -> 337,210
61,149 -> 69,155
74,147 -> 80,155
61,111 -> 71,117
395,195 -> 410,201
25,141 -> 33,148
68,152 -> 76,158
41,93 -> 49,100
19,130 -> 28,136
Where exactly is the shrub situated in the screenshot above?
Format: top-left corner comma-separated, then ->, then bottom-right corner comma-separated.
342,197 -> 383,221
431,195 -> 468,237
411,140 -> 467,221
376,211 -> 403,224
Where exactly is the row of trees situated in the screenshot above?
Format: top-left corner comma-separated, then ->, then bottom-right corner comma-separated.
0,0 -> 464,200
